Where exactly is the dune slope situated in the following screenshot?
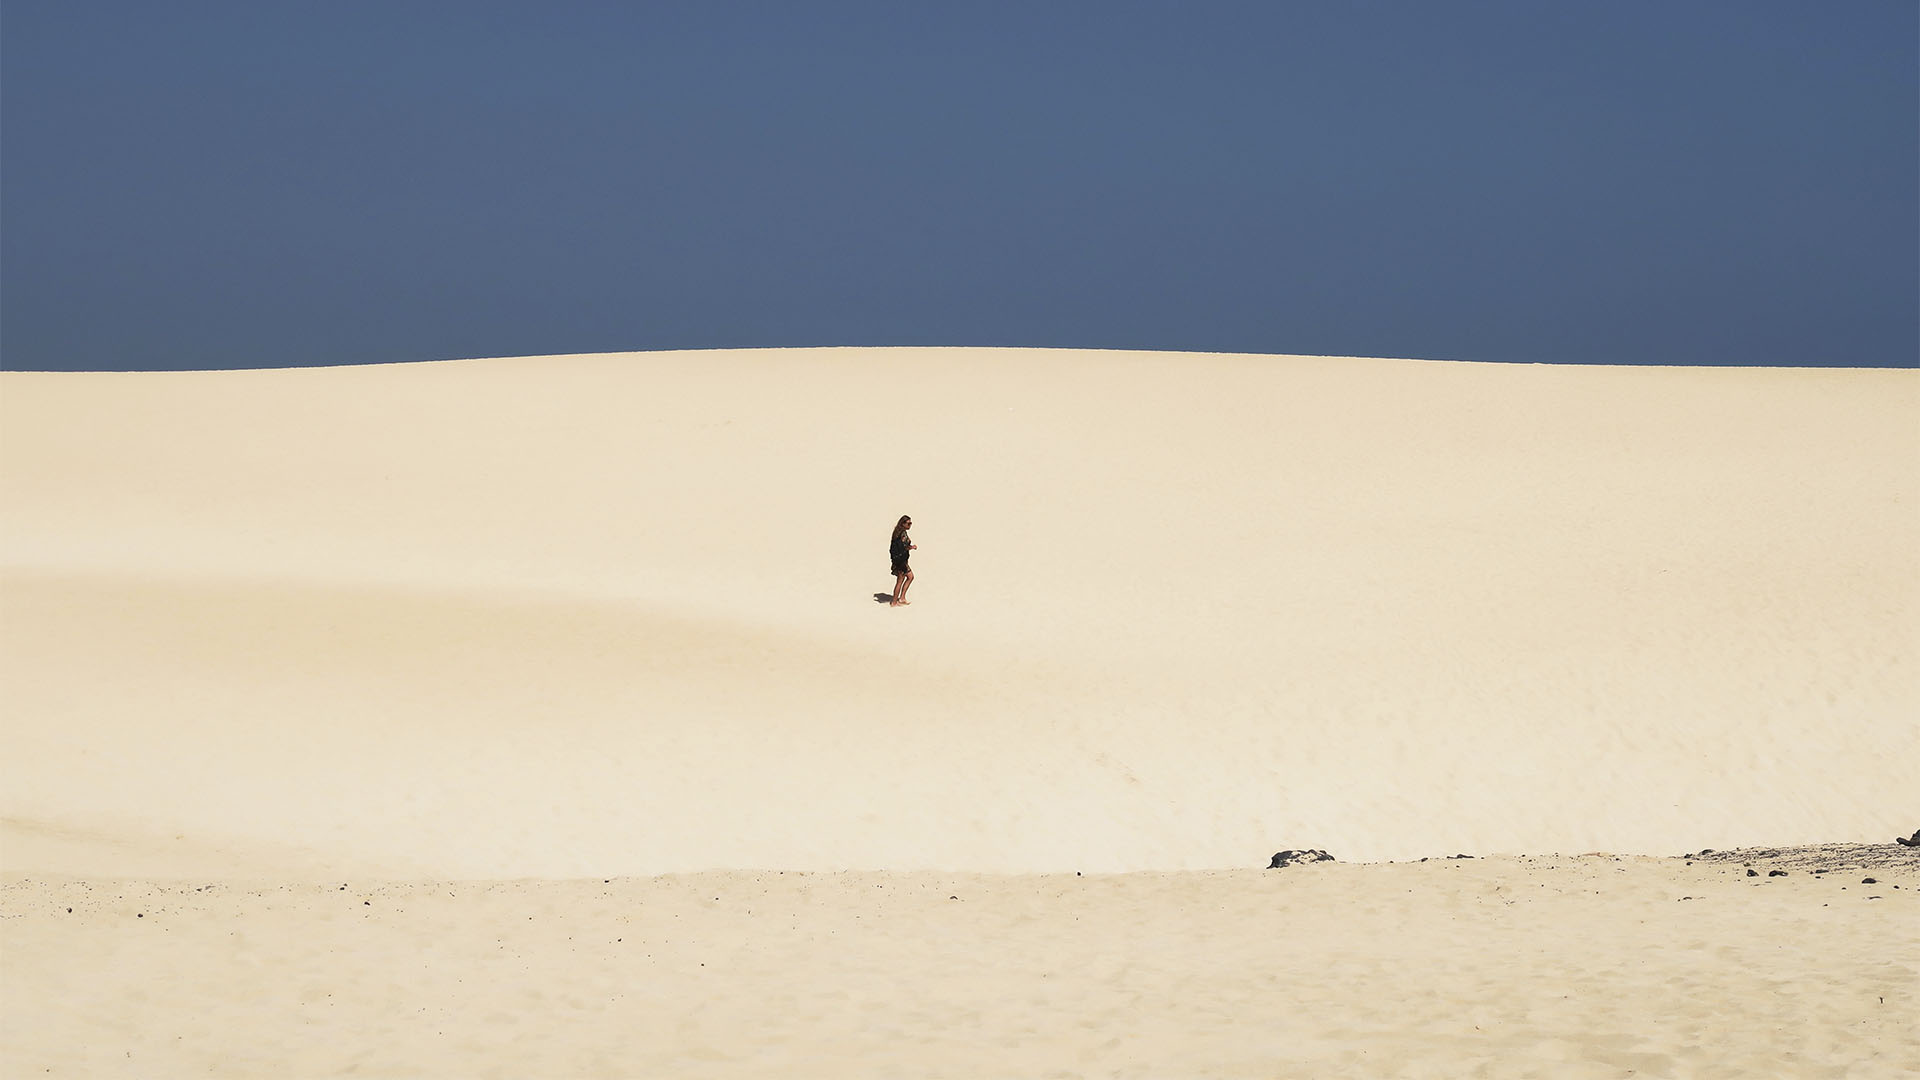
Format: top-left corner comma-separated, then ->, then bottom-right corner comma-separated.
2,349 -> 1914,876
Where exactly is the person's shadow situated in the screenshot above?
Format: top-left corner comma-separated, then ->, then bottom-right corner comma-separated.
872,593 -> 895,605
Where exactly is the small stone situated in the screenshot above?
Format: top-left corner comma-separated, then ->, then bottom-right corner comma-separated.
1746,869 -> 1758,877
1268,849 -> 1336,869
1862,877 -> 1877,884
1769,870 -> 1787,877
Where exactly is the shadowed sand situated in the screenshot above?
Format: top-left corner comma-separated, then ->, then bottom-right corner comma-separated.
2,348 -> 1916,1075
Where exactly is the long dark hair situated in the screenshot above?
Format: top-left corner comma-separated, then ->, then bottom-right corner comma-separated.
892,515 -> 912,543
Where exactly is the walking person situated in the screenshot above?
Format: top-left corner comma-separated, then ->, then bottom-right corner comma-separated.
889,515 -> 916,606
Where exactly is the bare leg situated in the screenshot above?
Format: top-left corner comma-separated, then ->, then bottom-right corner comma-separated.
891,572 -> 906,606
898,570 -> 914,605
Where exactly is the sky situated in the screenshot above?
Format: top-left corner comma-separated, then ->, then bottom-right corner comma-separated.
2,1 -> 1914,371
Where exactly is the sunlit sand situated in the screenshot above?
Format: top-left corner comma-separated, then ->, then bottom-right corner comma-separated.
3,348 -> 1915,1075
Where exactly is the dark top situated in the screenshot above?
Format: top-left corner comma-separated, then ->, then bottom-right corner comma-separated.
890,530 -> 911,570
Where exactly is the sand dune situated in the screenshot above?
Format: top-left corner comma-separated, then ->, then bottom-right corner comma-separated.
3,349 -> 1916,878
4,348 -> 1918,1076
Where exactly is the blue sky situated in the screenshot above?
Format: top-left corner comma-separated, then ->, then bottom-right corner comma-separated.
3,1 -> 1914,370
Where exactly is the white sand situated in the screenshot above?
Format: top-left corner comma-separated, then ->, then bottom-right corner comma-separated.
2,348 -> 1916,1075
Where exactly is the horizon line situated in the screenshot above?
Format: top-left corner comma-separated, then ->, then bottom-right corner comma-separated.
7,343 -> 1916,375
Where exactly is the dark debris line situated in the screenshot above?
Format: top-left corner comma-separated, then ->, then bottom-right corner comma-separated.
1682,842 -> 1920,877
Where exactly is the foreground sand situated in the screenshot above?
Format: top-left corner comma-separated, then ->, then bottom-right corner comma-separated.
5,847 -> 1915,1078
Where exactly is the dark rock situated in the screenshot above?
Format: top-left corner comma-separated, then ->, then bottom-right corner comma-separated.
1747,869 -> 1758,877
1769,870 -> 1788,877
1268,849 -> 1336,869
1863,877 -> 1878,884
1449,854 -> 1474,860
1699,849 -> 1714,855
